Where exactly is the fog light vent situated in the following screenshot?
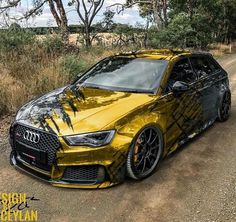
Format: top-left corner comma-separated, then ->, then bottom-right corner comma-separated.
62,165 -> 105,184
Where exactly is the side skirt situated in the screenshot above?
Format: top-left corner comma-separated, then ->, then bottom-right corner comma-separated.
166,119 -> 216,156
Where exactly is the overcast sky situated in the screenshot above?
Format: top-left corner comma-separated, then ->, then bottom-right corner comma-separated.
2,0 -> 145,27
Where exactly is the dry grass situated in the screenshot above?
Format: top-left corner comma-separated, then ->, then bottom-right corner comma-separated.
0,41 -> 132,117
38,33 -> 123,46
210,42 -> 236,57
0,71 -> 28,115
0,57 -> 70,116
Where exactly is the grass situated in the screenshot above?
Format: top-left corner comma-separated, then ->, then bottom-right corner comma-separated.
209,42 -> 236,57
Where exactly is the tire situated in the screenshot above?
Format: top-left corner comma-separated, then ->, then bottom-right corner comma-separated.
126,125 -> 164,180
217,91 -> 231,122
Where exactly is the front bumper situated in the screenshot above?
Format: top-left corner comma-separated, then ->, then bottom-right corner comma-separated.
10,152 -> 115,188
10,124 -> 131,189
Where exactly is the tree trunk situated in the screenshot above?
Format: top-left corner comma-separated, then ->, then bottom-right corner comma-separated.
48,0 -> 69,43
152,0 -> 168,31
61,24 -> 69,43
152,0 -> 161,31
162,0 -> 168,27
85,26 -> 92,48
144,18 -> 150,48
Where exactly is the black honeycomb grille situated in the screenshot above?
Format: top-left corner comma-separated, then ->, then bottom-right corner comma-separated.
62,166 -> 99,182
14,124 -> 60,165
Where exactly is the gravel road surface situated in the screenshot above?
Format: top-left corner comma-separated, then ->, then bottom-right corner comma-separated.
0,54 -> 236,222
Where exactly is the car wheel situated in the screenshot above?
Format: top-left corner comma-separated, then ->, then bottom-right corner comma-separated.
126,126 -> 163,180
218,91 -> 231,122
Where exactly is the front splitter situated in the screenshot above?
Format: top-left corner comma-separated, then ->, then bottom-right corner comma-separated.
10,153 -> 116,189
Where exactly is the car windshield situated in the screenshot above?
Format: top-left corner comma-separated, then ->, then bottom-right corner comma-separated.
76,57 -> 168,93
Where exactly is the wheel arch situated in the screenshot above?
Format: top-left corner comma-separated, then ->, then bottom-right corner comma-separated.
217,81 -> 231,108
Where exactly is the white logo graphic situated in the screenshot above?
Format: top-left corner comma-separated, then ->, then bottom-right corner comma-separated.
23,130 -> 40,144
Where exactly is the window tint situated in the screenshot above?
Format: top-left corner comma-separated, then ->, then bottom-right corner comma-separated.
207,57 -> 221,72
190,56 -> 213,78
166,58 -> 196,92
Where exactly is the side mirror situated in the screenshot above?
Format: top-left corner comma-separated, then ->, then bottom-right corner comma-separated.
172,81 -> 190,93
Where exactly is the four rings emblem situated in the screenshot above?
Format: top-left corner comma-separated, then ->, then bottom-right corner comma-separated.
23,130 -> 40,144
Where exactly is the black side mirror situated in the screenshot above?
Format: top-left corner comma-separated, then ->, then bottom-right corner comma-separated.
172,81 -> 190,93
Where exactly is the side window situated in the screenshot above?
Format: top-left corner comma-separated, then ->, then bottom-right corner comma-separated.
190,56 -> 212,78
207,57 -> 221,73
166,58 -> 196,92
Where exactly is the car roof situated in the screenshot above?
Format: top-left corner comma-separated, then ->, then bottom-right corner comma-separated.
115,49 -> 212,61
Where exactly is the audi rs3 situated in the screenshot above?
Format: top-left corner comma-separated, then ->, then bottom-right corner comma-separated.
9,49 -> 231,188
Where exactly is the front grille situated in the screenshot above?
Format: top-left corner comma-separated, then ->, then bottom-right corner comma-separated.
62,166 -> 101,183
14,124 -> 60,166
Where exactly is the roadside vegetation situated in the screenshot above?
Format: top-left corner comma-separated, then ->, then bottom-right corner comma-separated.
0,28 -> 129,116
0,0 -> 236,117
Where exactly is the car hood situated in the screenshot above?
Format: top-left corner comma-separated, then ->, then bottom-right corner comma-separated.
16,85 -> 155,135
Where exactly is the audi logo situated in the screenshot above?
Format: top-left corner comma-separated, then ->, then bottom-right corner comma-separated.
23,130 -> 40,144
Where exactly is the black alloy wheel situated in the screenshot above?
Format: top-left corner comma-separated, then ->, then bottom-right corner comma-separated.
218,91 -> 231,122
127,126 -> 163,180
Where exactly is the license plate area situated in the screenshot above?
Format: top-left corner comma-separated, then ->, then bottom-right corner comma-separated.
15,142 -> 50,171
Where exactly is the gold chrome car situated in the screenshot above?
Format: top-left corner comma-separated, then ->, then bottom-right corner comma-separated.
9,49 -> 231,188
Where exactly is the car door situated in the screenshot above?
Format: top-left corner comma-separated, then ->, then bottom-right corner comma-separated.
163,57 -> 202,153
189,55 -> 219,124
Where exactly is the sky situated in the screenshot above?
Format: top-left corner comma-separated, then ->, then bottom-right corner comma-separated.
1,0 -> 146,27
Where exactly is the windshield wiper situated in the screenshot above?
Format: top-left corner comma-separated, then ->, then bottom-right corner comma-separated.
85,85 -> 108,90
121,89 -> 153,94
83,84 -> 153,94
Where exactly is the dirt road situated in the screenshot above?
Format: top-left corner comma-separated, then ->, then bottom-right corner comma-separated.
0,55 -> 236,222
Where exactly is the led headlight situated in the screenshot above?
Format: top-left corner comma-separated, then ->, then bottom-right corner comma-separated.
15,109 -> 21,120
64,130 -> 115,147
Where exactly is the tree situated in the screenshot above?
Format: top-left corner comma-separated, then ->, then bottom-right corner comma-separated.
0,0 -> 69,42
47,0 -> 68,41
136,0 -> 168,30
71,0 -> 105,48
169,0 -> 236,44
153,13 -> 195,48
23,0 -> 69,42
9,22 -> 21,30
215,0 -> 236,43
1,0 -> 106,46
0,0 -> 20,11
102,9 -> 115,31
109,0 -> 169,31
0,0 -> 21,26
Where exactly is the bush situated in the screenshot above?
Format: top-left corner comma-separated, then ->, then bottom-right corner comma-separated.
149,13 -> 195,48
41,35 -> 65,54
149,12 -> 213,49
59,54 -> 88,81
0,28 -> 35,53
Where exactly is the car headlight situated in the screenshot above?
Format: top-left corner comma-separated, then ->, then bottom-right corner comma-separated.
15,100 -> 33,120
15,109 -> 21,120
63,130 -> 116,147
